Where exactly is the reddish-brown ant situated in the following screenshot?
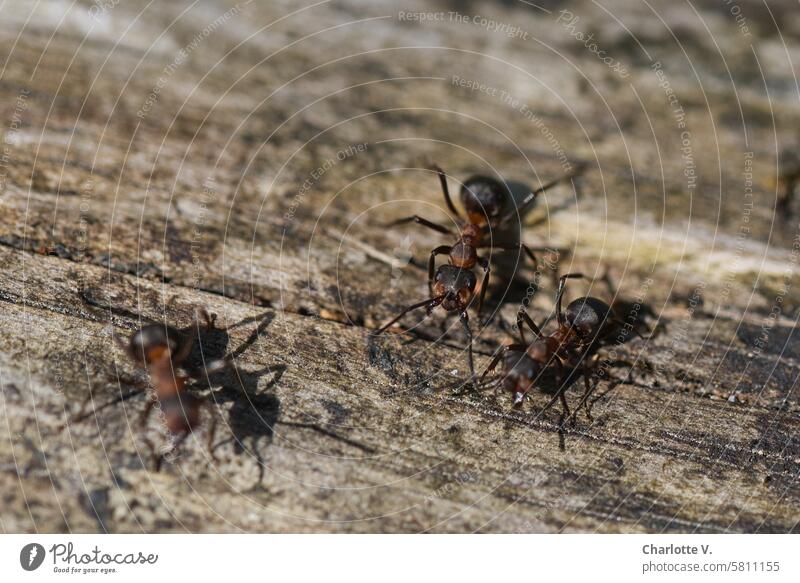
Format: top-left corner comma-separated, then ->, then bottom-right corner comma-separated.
481,273 -> 622,421
386,166 -> 572,318
374,167 -> 576,390
120,308 -> 229,469
66,293 -> 230,470
374,263 -> 480,388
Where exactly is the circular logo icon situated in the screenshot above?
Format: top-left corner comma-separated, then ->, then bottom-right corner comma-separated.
20,543 -> 45,571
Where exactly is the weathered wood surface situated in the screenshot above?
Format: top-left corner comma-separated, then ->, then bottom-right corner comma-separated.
0,0 -> 799,532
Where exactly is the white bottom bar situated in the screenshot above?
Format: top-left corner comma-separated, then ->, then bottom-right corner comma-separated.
0,534 -> 796,582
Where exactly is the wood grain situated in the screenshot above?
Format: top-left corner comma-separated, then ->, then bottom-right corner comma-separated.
0,0 -> 798,533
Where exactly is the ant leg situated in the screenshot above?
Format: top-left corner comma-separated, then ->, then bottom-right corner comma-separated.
206,406 -> 219,463
195,306 -> 217,330
539,391 -> 560,415
525,246 -> 567,288
519,243 -> 539,274
571,359 -> 599,424
430,164 -> 463,220
384,215 -> 454,237
479,242 -> 538,274
139,397 -> 157,433
515,308 -> 543,345
459,310 -> 477,390
57,386 -> 96,433
111,327 -> 129,352
374,296 -> 445,335
582,357 -> 641,419
476,256 -> 491,322
170,320 -> 199,365
138,399 -> 161,469
428,246 -> 452,295
601,269 -> 654,340
601,266 -> 618,298
609,316 -> 649,341
538,360 -> 568,417
559,391 -> 571,420
480,343 -> 527,381
62,378 -> 148,430
155,432 -> 190,472
556,273 -> 584,326
496,168 -> 582,227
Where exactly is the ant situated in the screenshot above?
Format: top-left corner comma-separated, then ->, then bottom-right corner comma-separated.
121,308 -> 230,470
374,167 -> 576,390
481,273 -> 625,422
374,263 -> 480,388
67,292 -> 230,470
386,165 -> 573,319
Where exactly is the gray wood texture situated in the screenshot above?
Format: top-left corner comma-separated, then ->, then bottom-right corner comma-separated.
0,0 -> 798,532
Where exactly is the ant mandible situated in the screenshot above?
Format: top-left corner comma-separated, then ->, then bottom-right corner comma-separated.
481,273 -> 620,421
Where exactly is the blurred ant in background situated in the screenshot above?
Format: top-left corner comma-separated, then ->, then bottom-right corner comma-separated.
66,291 -> 230,470
121,307 -> 229,470
481,273 -> 635,423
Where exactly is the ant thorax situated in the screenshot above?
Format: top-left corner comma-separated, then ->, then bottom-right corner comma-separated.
148,357 -> 187,398
450,241 -> 478,269
527,337 -> 558,363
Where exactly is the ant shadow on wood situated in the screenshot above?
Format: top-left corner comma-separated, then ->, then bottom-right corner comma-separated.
74,284 -> 281,472
77,288 -> 359,481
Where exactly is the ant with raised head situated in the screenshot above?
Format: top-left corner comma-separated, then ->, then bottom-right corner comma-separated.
481,273 -> 622,422
386,165 -> 574,318
373,263 -> 479,388
373,167 -> 576,390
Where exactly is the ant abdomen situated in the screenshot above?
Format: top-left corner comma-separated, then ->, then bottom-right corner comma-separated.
160,393 -> 202,434
460,176 -> 509,224
501,349 -> 561,406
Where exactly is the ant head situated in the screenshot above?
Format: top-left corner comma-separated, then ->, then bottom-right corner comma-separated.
460,176 -> 508,225
565,296 -> 613,339
128,324 -> 183,366
433,265 -> 476,312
